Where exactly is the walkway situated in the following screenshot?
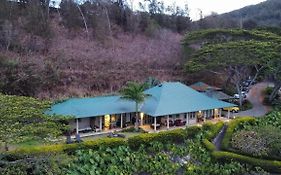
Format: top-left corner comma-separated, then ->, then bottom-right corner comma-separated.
235,82 -> 271,117
213,124 -> 227,150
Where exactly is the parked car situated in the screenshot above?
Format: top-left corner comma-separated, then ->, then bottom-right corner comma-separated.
174,119 -> 186,126
223,107 -> 240,113
234,91 -> 247,99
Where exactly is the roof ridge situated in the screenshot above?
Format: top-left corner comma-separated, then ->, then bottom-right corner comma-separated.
151,84 -> 165,116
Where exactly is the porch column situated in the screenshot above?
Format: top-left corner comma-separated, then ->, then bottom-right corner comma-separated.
186,113 -> 189,126
204,111 -> 207,122
219,109 -> 222,118
140,113 -> 144,126
76,118 -> 79,135
167,115 -> 169,129
227,109 -> 230,119
121,114 -> 123,128
154,117 -> 157,131
99,116 -> 103,130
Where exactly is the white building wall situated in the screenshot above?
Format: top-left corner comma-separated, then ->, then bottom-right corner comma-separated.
70,118 -> 91,130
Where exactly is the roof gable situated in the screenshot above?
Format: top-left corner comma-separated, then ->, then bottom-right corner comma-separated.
142,82 -> 234,116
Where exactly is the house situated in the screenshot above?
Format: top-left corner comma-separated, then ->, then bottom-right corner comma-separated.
190,82 -> 233,100
46,82 -> 235,133
190,82 -> 222,92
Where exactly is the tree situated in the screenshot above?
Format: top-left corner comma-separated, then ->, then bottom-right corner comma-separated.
266,56 -> 281,102
120,82 -> 150,130
183,29 -> 281,106
185,40 -> 276,106
0,94 -> 69,151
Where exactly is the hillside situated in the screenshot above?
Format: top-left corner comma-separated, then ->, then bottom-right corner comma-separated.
196,0 -> 281,29
1,21 -> 188,99
223,0 -> 281,27
0,0 -> 196,99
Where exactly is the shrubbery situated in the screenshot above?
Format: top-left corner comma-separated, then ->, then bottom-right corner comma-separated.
231,130 -> 268,157
120,126 -> 147,133
202,139 -> 216,152
203,121 -> 224,140
128,129 -> 186,150
9,138 -> 126,156
221,117 -> 256,150
67,145 -> 180,175
212,151 -> 281,173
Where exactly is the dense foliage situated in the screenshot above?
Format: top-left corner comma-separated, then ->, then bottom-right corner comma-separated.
0,94 -> 69,151
2,121 -> 276,174
221,117 -> 256,150
67,139 -> 250,175
183,28 -> 281,105
230,111 -> 281,160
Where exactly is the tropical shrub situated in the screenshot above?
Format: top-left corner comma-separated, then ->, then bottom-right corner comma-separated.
203,121 -> 224,140
231,130 -> 268,157
212,151 -> 281,173
9,138 -> 126,156
128,129 -> 186,150
67,145 -> 179,175
231,126 -> 281,159
120,126 -> 147,133
221,117 -> 256,150
186,140 -> 247,175
185,125 -> 202,138
0,93 -> 69,151
0,153 -> 72,175
202,139 -> 216,152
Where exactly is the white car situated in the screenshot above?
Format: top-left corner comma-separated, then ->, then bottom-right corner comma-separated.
234,92 -> 247,99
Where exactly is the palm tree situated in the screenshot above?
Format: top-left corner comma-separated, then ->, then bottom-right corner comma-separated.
120,82 -> 150,130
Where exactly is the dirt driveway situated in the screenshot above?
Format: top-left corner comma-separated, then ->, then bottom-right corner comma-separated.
234,82 -> 271,117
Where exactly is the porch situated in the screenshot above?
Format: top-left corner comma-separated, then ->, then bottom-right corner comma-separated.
71,108 -> 229,135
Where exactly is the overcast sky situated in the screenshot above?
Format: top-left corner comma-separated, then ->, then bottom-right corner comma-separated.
54,0 -> 266,20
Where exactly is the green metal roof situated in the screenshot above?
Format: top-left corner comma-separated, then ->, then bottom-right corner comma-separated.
142,82 -> 235,116
202,90 -> 233,100
190,81 -> 221,92
46,82 -> 236,118
46,96 -> 136,118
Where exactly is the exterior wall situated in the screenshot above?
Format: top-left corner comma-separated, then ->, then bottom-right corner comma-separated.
187,112 -> 197,125
70,118 -> 91,130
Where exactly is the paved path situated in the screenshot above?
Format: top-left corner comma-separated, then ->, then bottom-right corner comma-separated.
213,124 -> 227,150
234,82 -> 271,117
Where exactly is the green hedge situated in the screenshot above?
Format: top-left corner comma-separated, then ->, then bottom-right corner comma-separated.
203,139 -> 216,152
8,126 -> 202,155
203,121 -> 224,140
185,125 -> 202,138
212,151 -> 281,173
221,117 -> 256,150
9,138 -> 126,156
128,129 -> 186,150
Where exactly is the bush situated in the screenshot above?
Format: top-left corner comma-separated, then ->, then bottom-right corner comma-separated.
121,126 -> 147,133
203,121 -> 224,140
264,87 -> 274,96
230,130 -> 268,157
185,125 -> 202,138
221,117 -> 256,150
212,151 -> 281,173
128,129 -> 186,150
9,138 -> 126,156
203,139 -> 216,152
